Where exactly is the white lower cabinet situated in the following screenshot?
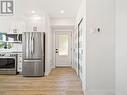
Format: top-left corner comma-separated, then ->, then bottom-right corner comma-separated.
17,53 -> 22,73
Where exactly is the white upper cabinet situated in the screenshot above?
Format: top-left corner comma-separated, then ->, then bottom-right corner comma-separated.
25,16 -> 45,32
25,22 -> 45,32
0,19 -> 10,33
9,21 -> 25,34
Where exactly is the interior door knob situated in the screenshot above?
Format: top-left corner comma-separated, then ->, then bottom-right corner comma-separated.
56,49 -> 58,53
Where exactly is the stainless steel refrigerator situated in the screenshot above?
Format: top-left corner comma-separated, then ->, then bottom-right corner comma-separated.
22,32 -> 45,77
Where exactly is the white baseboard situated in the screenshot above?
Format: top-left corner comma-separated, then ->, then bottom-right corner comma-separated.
86,89 -> 114,95
81,77 -> 86,95
45,68 -> 52,76
82,83 -> 86,95
115,90 -> 127,95
115,91 -> 121,95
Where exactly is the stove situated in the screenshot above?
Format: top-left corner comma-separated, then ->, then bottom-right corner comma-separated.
0,53 -> 17,74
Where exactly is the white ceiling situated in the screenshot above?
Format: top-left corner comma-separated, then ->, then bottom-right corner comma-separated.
40,0 -> 82,18
16,0 -> 82,18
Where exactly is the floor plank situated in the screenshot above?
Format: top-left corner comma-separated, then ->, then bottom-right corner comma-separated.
0,68 -> 84,95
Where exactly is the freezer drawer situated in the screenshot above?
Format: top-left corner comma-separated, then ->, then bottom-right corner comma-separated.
22,60 -> 44,77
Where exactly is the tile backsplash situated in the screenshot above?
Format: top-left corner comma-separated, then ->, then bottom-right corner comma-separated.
12,43 -> 22,51
0,43 -> 22,52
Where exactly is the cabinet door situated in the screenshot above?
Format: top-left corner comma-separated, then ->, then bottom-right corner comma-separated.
0,20 -> 10,33
10,21 -> 25,34
25,20 -> 45,32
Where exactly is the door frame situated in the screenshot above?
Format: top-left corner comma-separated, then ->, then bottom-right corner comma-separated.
53,30 -> 73,68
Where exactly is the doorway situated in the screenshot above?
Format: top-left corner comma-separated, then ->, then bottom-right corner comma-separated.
54,31 -> 72,67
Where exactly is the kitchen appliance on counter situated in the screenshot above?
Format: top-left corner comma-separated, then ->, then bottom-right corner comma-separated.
0,53 -> 17,74
6,34 -> 22,43
22,32 -> 45,77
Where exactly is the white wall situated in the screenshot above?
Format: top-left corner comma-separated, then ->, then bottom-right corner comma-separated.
0,0 -> 52,33
51,18 -> 75,26
44,15 -> 53,75
115,0 -> 127,95
75,0 -> 86,94
86,0 -> 115,95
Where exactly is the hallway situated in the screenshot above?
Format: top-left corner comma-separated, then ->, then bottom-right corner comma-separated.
0,68 -> 84,95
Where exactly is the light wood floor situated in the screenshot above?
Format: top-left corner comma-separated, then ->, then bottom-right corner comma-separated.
0,68 -> 84,95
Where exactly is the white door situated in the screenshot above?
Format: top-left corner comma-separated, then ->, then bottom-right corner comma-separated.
55,31 -> 72,67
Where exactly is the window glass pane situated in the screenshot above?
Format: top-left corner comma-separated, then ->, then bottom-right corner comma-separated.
58,35 -> 68,56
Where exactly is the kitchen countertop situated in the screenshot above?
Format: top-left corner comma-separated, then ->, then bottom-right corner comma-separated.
0,49 -> 22,53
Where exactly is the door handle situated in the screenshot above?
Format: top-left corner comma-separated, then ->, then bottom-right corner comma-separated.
33,37 -> 35,54
56,49 -> 58,53
31,33 -> 34,55
31,34 -> 33,55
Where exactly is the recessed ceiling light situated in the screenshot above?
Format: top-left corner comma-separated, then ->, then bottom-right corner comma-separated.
32,11 -> 35,14
32,15 -> 41,20
60,10 -> 64,14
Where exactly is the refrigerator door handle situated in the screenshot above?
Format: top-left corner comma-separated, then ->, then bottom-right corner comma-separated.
26,33 -> 29,57
30,36 -> 32,55
24,60 -> 42,63
33,37 -> 35,54
32,33 -> 34,55
31,33 -> 33,56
